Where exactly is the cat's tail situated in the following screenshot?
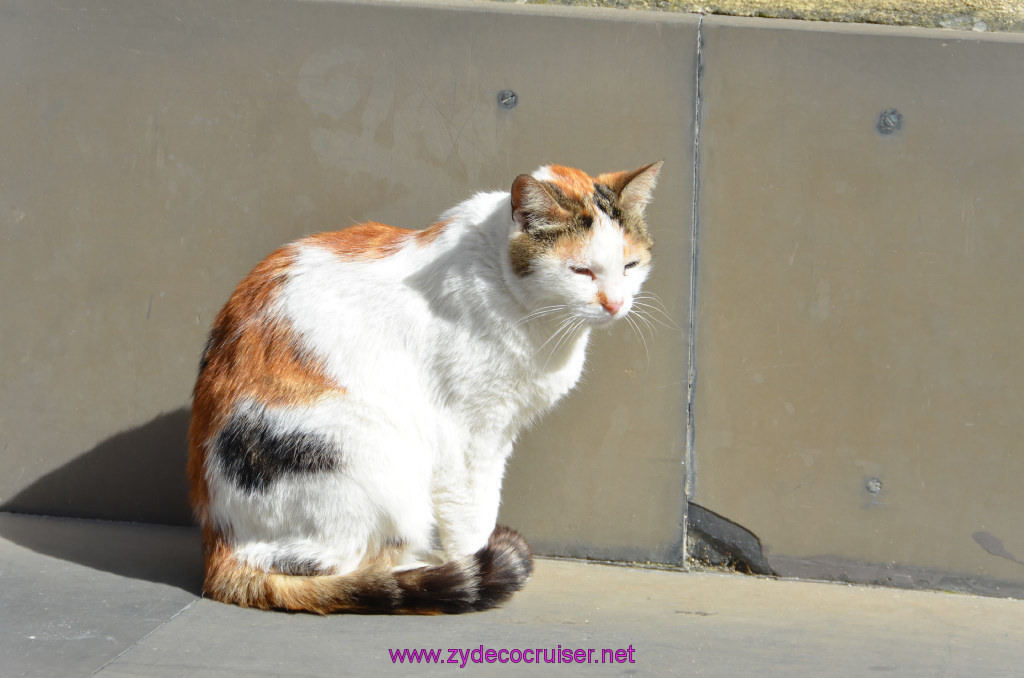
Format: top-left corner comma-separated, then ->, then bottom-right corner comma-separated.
201,525 -> 534,615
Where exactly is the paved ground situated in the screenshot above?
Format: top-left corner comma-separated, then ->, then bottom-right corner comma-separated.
2,512 -> 1023,677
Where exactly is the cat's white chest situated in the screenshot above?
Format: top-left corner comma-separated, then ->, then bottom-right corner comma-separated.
436,320 -> 590,441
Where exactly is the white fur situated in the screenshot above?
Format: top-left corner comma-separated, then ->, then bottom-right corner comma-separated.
205,172 -> 653,574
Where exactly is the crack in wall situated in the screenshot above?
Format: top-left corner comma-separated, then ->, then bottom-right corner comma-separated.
678,22 -> 774,580
682,14 -> 705,560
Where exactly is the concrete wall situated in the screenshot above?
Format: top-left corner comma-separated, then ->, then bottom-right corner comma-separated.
692,16 -> 1024,596
0,0 -> 695,562
1,0 -> 1022,597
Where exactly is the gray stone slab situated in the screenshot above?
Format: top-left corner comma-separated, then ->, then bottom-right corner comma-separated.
97,561 -> 1024,677
0,513 -> 200,677
3,513 -> 1024,676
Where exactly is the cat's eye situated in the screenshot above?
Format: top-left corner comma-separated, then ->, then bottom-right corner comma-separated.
624,260 -> 640,271
569,265 -> 595,280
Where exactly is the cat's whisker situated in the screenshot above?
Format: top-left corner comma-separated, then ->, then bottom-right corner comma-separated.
550,318 -> 579,354
632,299 -> 680,331
539,324 -> 571,370
542,317 -> 585,371
631,308 -> 659,337
514,310 -> 548,327
636,290 -> 670,306
634,292 -> 675,313
624,314 -> 651,368
634,291 -> 675,316
522,306 -> 573,328
535,315 -> 577,355
630,303 -> 679,327
515,305 -> 570,328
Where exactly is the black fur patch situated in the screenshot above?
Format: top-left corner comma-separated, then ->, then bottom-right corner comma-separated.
592,182 -> 623,222
542,182 -> 595,233
594,181 -> 651,247
472,525 -> 533,610
342,573 -> 404,612
198,328 -> 218,375
272,555 -> 328,577
390,527 -> 533,613
213,405 -> 341,492
396,559 -> 481,614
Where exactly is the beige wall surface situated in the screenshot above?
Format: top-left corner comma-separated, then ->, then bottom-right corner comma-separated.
693,16 -> 1024,593
0,0 -> 695,561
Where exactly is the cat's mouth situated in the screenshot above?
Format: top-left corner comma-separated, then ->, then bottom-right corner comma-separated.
586,307 -> 628,328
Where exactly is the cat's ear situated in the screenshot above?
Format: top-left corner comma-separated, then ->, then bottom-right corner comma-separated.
601,161 -> 663,215
511,174 -> 569,231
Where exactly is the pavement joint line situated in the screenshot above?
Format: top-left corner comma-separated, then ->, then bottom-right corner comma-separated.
90,598 -> 201,676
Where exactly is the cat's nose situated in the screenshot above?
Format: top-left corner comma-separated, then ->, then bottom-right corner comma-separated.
601,297 -> 624,315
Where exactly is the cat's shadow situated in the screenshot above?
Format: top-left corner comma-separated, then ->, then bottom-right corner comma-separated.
0,408 -> 203,594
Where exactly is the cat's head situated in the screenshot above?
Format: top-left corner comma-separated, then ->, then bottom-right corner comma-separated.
507,162 -> 662,327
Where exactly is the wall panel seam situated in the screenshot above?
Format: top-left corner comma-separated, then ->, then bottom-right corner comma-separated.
682,14 -> 705,561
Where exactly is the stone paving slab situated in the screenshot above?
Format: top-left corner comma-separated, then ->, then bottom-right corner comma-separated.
2,513 -> 1023,677
0,514 -> 199,678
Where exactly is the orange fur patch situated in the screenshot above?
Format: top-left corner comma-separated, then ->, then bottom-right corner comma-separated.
623,233 -> 653,265
198,526 -> 504,615
551,232 -> 589,263
307,219 -> 451,261
188,245 -> 343,522
595,169 -> 633,191
308,222 -> 411,260
413,219 -> 451,246
189,217 -> 456,519
200,527 -> 358,613
546,165 -> 597,201
188,218 -> 455,520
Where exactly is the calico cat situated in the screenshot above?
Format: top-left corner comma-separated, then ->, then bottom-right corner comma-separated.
188,162 -> 662,614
